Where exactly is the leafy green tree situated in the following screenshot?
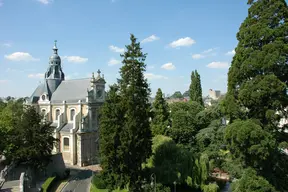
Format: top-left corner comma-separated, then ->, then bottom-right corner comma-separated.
226,0 -> 288,126
0,102 -> 56,170
189,70 -> 204,106
170,91 -> 183,99
117,34 -> 152,191
202,183 -> 220,192
168,102 -> 203,145
224,0 -> 288,190
99,84 -> 126,190
225,119 -> 276,168
231,168 -> 278,192
151,88 -> 170,136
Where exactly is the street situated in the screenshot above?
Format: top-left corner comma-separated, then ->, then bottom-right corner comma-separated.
61,169 -> 93,192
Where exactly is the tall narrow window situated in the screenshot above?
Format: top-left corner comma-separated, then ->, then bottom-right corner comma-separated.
70,109 -> 75,121
63,137 -> 69,151
55,109 -> 60,121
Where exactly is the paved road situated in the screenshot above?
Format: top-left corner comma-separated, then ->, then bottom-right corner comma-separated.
61,169 -> 93,192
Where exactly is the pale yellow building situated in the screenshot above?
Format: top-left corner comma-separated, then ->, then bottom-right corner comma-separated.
26,41 -> 106,167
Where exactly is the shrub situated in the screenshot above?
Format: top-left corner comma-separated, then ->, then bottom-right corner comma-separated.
92,174 -> 106,189
41,176 -> 57,192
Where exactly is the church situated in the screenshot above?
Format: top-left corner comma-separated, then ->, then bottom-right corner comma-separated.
25,41 -> 106,167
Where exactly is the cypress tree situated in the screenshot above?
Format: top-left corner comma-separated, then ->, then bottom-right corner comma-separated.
225,0 -> 288,190
151,88 -> 170,136
118,34 -> 152,191
189,70 -> 204,106
99,84 -> 125,190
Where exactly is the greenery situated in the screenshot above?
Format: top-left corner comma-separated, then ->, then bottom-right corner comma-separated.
99,34 -> 152,191
189,70 -> 204,106
224,0 -> 288,191
151,88 -> 170,136
41,176 -> 57,192
0,99 -> 56,169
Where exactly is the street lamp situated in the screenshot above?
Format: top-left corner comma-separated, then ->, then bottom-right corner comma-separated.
150,173 -> 156,192
173,181 -> 177,192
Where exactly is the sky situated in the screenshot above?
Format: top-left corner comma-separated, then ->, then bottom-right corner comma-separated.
0,0 -> 250,98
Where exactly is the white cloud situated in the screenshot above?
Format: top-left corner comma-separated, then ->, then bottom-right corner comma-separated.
192,54 -> 205,59
169,37 -> 196,48
192,48 -> 217,60
144,73 -> 168,80
62,56 -> 88,63
28,73 -> 44,78
109,45 -> 124,53
141,35 -> 160,44
2,43 -> 11,47
161,63 -> 176,70
4,52 -> 39,62
108,58 -> 121,66
207,62 -> 229,69
226,49 -> 235,56
37,0 -> 53,4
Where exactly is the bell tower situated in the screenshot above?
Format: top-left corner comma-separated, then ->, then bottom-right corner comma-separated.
45,40 -> 65,98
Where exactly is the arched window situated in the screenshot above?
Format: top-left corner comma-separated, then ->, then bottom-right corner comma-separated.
63,137 -> 69,151
55,109 -> 60,121
70,109 -> 75,121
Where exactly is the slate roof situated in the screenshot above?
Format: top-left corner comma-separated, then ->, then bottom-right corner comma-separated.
60,123 -> 73,132
28,81 -> 50,103
50,78 -> 91,103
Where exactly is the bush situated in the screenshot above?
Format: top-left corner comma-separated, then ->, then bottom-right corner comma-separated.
92,174 -> 106,189
41,176 -> 57,192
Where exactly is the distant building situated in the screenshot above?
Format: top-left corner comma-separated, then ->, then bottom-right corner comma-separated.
26,41 -> 106,167
208,89 -> 221,100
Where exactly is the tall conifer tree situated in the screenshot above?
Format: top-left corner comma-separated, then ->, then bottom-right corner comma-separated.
117,34 -> 152,191
151,88 -> 170,136
99,84 -> 125,190
189,70 -> 204,106
225,0 -> 288,190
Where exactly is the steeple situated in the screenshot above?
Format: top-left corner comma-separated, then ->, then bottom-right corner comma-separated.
44,40 -> 65,98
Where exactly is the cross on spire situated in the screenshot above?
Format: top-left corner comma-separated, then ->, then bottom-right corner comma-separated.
97,69 -> 101,75
54,40 -> 57,47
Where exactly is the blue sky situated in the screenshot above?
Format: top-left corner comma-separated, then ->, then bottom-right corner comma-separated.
0,0 -> 249,97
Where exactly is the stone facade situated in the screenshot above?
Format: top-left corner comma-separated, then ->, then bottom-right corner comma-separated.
26,41 -> 105,167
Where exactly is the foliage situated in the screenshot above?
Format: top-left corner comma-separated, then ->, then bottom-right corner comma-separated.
225,119 -> 276,168
202,183 -> 220,192
99,84 -> 126,190
189,70 -> 204,106
0,101 -> 56,169
142,183 -> 171,192
92,174 -> 107,189
231,168 -> 278,192
170,91 -> 183,99
102,34 -> 152,191
168,102 -> 204,145
151,88 -> 170,136
41,176 -> 57,192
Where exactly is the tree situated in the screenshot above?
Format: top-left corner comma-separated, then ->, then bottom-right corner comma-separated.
170,91 -> 183,99
0,102 -> 56,169
99,84 -> 126,190
224,0 -> 288,190
151,88 -> 170,136
117,34 -> 152,191
189,70 -> 204,106
168,102 -> 204,145
231,168 -> 278,192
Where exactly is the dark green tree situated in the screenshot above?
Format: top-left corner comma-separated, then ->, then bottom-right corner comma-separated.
151,88 -> 170,136
117,34 -> 152,191
99,84 -> 126,190
170,91 -> 183,99
225,0 -> 288,190
189,70 -> 204,106
0,102 -> 56,170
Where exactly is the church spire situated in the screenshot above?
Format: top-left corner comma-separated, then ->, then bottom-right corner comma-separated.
53,40 -> 58,54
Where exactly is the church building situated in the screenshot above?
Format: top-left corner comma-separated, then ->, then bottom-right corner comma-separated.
26,41 -> 106,167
